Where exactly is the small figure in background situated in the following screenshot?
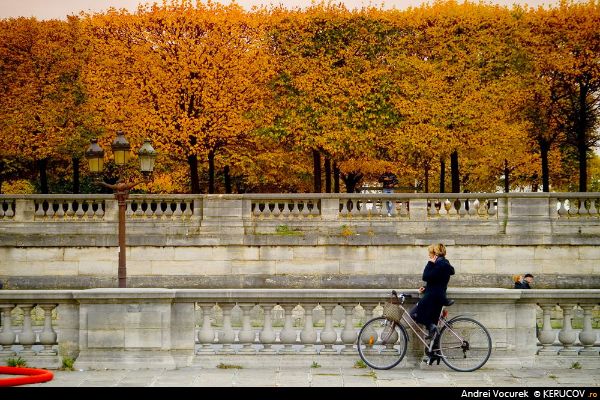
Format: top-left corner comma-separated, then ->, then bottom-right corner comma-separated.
513,273 -> 534,289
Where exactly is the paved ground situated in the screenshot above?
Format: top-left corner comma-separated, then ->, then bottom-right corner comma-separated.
7,360 -> 600,388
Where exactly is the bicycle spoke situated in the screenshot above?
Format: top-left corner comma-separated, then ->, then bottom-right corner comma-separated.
438,317 -> 492,372
357,316 -> 408,370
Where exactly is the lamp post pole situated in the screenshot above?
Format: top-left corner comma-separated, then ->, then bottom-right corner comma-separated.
86,132 -> 157,288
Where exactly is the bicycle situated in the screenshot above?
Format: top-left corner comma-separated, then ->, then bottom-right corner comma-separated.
356,290 -> 492,372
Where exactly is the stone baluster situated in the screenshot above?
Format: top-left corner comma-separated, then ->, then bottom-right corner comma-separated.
589,199 -> 598,217
38,304 -> 58,355
252,202 -> 261,217
339,200 -> 349,217
197,304 -> 216,354
557,304 -> 578,356
398,201 -> 408,217
578,199 -> 589,217
537,304 -> 558,355
444,199 -> 454,217
578,305 -> 598,356
75,201 -> 85,218
55,201 -> 65,219
16,304 -> 37,356
0,202 -> 4,218
173,202 -> 183,219
263,201 -> 273,218
155,201 -> 164,219
125,200 -> 134,218
487,198 -> 498,216
340,304 -> 358,354
310,200 -> 320,217
95,201 -> 105,218
272,202 -> 282,218
5,200 -> 14,218
134,201 -> 144,218
557,198 -> 567,217
359,199 -> 369,217
468,199 -> 478,217
458,198 -> 467,217
279,304 -> 297,353
300,304 -> 317,354
319,304 -> 337,354
34,202 -> 45,219
181,200 -> 192,219
0,304 -> 16,356
428,199 -> 438,217
46,200 -> 56,218
85,200 -> 95,218
217,303 -> 236,354
567,199 -> 578,217
144,201 -> 154,218
66,201 -> 75,219
300,200 -> 310,218
358,303 -> 378,358
164,202 -> 174,218
291,201 -> 300,218
238,304 -> 256,353
259,304 -> 277,353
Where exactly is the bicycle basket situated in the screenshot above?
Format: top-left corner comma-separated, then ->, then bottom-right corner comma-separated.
382,291 -> 404,323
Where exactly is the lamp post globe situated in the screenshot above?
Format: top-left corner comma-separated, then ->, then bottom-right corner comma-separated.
85,139 -> 105,173
138,139 -> 157,177
111,131 -> 131,166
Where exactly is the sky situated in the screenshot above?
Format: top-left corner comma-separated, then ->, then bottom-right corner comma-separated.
0,0 -> 565,20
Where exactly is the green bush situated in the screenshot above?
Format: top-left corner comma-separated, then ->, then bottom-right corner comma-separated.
6,357 -> 27,367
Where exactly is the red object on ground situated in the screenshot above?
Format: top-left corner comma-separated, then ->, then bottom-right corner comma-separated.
0,366 -> 54,386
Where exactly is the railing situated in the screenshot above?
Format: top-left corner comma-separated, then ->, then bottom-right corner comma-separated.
34,198 -> 106,220
250,197 -> 321,219
0,289 -> 598,369
0,198 -> 15,219
556,194 -> 600,218
126,195 -> 195,220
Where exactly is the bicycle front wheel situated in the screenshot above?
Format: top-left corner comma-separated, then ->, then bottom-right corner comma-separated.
438,316 -> 492,372
356,316 -> 408,370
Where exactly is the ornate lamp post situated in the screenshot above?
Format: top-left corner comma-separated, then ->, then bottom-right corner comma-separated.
85,131 -> 157,288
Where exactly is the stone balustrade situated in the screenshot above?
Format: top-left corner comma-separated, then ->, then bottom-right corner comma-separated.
1,193 -> 600,290
0,289 -> 597,370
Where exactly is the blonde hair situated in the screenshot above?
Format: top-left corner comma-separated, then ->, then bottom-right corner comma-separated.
428,243 -> 447,257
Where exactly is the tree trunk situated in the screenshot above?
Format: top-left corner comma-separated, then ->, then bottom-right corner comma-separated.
72,157 -> 80,194
450,150 -> 460,193
540,141 -> 550,193
37,158 -> 49,194
224,165 -> 232,194
504,159 -> 509,193
576,81 -> 589,192
187,154 -> 200,194
439,159 -> 445,193
324,157 -> 331,193
208,150 -> 215,194
312,149 -> 321,193
333,162 -> 340,193
342,172 -> 362,193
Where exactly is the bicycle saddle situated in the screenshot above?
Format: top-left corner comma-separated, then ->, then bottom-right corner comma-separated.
444,298 -> 455,306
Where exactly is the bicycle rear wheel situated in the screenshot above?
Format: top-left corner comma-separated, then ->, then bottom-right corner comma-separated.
356,316 -> 408,370
437,316 -> 492,372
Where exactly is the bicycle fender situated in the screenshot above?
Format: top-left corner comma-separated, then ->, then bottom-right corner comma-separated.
445,314 -> 469,323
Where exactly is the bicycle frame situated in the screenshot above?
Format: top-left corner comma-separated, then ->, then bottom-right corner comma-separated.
393,296 -> 466,354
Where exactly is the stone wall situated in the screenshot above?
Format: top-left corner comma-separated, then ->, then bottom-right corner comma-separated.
1,193 -> 599,289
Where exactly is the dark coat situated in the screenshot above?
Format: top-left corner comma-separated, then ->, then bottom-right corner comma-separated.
514,281 -> 531,289
411,256 -> 455,327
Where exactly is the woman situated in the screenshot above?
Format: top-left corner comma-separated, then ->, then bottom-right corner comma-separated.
410,243 -> 455,339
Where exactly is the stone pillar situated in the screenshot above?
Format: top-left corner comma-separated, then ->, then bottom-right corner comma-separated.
197,304 -> 216,354
259,304 -> 277,354
505,196 -> 552,235
558,304 -> 578,356
578,305 -> 598,356
321,198 -> 339,220
319,304 -> 337,354
38,304 -> 58,355
170,301 -> 195,367
55,303 -> 79,361
217,303 -> 236,354
537,304 -> 558,355
340,304 -> 357,354
103,199 -> 119,222
201,196 -> 244,234
14,199 -> 35,222
16,304 -> 36,356
0,304 -> 16,356
300,304 -> 318,354
237,304 -> 256,353
279,304 -> 297,353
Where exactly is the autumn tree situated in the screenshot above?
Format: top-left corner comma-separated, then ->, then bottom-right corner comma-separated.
82,0 -> 274,194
